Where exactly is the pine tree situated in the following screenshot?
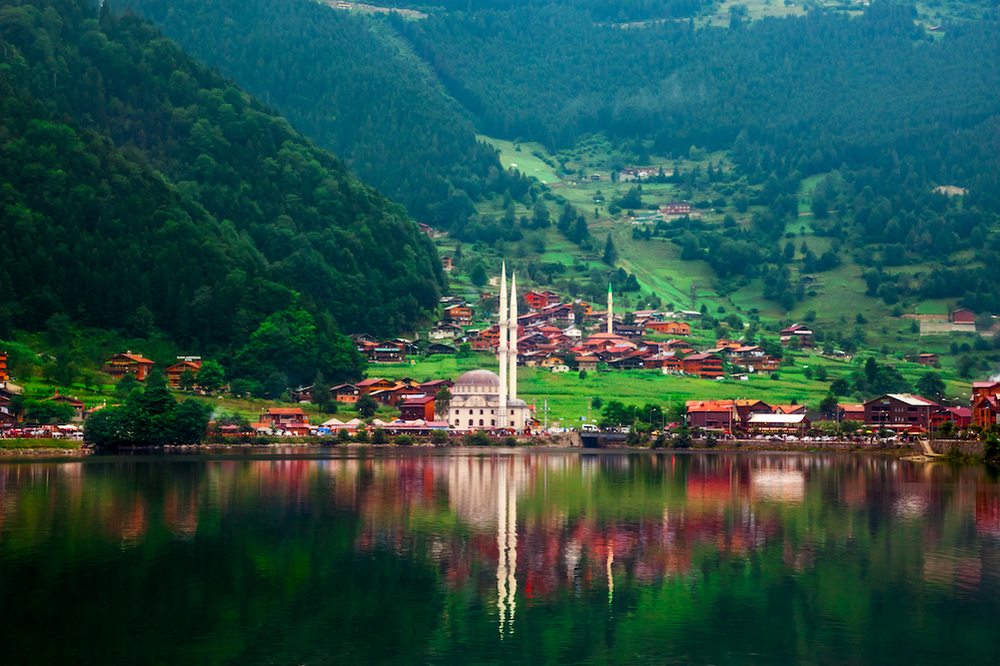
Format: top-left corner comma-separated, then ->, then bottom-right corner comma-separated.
602,233 -> 618,265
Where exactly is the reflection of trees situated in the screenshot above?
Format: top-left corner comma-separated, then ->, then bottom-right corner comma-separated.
0,453 -> 999,662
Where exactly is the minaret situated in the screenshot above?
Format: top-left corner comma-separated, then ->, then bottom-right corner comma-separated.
509,273 -> 518,403
607,283 -> 614,334
498,263 -> 508,427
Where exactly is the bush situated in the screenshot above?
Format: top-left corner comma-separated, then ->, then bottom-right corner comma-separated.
502,436 -> 518,447
371,427 -> 388,445
337,428 -> 351,443
430,429 -> 450,445
394,434 -> 414,446
465,431 -> 491,446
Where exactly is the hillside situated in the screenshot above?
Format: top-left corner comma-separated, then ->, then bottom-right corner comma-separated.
116,0 -> 527,231
0,0 -> 444,384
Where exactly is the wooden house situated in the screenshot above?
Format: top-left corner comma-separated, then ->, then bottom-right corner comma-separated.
45,392 -> 86,422
686,400 -> 737,432
644,320 -> 691,336
255,408 -> 310,435
837,403 -> 866,423
681,353 -> 724,379
356,378 -> 395,395
863,394 -> 938,431
444,304 -> 474,325
0,351 -> 7,382
103,352 -> 155,381
972,395 -> 1000,429
330,384 -> 360,403
400,395 -> 437,422
524,290 -> 561,311
779,324 -> 815,347
165,359 -> 202,388
576,355 -> 599,372
949,308 -> 976,325
772,404 -> 807,415
734,400 -> 772,428
747,413 -> 810,436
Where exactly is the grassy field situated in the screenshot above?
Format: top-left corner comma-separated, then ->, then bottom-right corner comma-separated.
369,350 -> 972,425
0,439 -> 83,450
478,135 -> 561,183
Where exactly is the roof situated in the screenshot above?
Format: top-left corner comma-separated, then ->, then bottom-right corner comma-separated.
453,369 -> 500,387
686,400 -> 735,412
330,383 -> 358,392
883,394 -> 938,407
356,377 -> 388,387
401,395 -> 436,406
772,404 -> 806,414
110,353 -> 155,364
266,407 -> 306,415
838,403 -> 865,411
749,413 -> 807,424
683,353 -> 718,361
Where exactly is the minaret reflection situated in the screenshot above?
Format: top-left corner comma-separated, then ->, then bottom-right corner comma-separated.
497,460 -> 518,638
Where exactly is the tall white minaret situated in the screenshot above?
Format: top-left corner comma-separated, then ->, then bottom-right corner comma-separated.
498,263 -> 508,426
509,273 -> 518,402
607,283 -> 614,334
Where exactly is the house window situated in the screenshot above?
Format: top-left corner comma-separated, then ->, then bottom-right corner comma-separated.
491,420 -> 495,426
454,420 -> 459,426
479,419 -> 484,427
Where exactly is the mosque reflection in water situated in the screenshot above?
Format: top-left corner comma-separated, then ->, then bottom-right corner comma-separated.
2,451 -> 1000,662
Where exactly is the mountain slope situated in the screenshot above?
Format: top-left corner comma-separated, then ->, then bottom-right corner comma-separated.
116,0 -> 523,230
0,0 -> 443,380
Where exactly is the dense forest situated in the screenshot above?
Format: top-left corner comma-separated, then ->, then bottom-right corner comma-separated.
395,3 -> 1000,310
116,0 -> 526,230
0,0 -> 444,383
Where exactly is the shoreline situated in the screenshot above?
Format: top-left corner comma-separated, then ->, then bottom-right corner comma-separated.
0,439 -> 976,462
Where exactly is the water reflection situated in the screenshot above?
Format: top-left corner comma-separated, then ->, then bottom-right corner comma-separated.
1,451 -> 1000,663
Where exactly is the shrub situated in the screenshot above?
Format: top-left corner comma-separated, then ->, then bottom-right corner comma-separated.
430,429 -> 450,445
465,431 -> 491,446
394,434 -> 414,446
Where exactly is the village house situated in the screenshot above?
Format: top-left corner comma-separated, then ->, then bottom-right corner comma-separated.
428,323 -> 464,340
949,307 -> 976,325
427,343 -> 457,355
780,324 -> 815,347
399,395 -> 437,422
863,394 -> 938,432
648,353 -> 683,373
355,377 -> 395,395
290,385 -> 313,403
644,320 -> 691,336
102,352 -> 156,381
444,304 -> 474,325
910,353 -> 939,367
747,413 -> 810,437
681,353 -> 724,379
837,403 -> 866,423
931,406 -> 972,430
440,255 -> 453,272
0,351 -> 7,382
576,355 -> 599,372
686,400 -> 737,432
773,404 -> 808,415
330,383 -> 360,403
524,290 -> 562,311
660,201 -> 692,217
972,381 -> 1000,428
165,358 -> 202,388
254,407 -> 310,435
371,345 -> 406,363
0,391 -> 16,426
45,392 -> 85,422
733,399 -> 772,429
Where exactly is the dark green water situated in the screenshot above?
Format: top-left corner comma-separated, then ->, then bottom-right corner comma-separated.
1,449 -> 999,664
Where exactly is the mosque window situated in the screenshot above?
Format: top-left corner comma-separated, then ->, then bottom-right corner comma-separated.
479,419 -> 484,427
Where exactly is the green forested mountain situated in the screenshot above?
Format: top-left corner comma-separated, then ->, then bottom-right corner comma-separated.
396,2 -> 1000,310
116,0 -> 525,230
0,0 -> 443,383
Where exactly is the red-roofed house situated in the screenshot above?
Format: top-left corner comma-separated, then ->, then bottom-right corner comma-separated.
103,352 -> 155,381
686,400 -> 736,432
644,320 -> 691,336
863,394 -> 938,430
681,353 -> 724,379
255,407 -> 310,435
165,359 -> 202,388
400,395 -> 437,422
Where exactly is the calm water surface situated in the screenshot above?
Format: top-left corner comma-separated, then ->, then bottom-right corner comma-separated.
1,449 -> 999,664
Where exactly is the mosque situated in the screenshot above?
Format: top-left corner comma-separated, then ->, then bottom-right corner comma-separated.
447,263 -> 533,432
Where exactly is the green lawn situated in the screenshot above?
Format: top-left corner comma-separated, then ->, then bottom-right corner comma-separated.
0,439 -> 83,450
478,135 -> 561,183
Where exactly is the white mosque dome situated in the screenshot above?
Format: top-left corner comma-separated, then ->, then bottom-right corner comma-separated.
453,369 -> 501,392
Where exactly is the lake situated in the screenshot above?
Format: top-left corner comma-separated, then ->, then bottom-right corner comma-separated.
1,449 -> 999,664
